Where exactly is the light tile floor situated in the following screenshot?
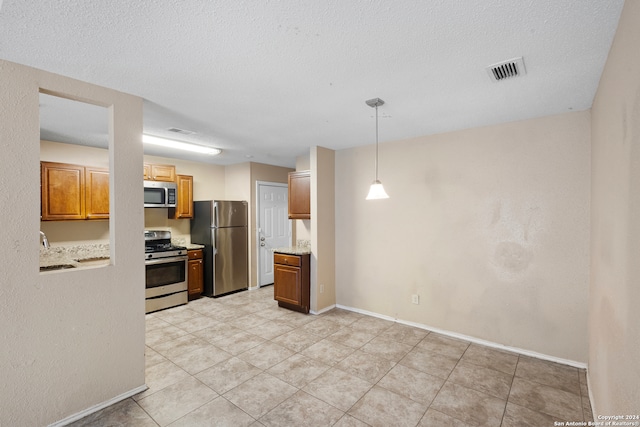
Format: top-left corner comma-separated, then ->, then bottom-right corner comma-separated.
70,286 -> 593,426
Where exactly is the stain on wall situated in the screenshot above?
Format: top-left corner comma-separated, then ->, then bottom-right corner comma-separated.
336,110 -> 590,362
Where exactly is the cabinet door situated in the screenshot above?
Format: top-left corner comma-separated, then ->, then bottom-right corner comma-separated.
188,258 -> 203,296
143,164 -> 151,180
288,171 -> 310,219
274,264 -> 301,306
41,162 -> 85,220
172,174 -> 193,219
85,168 -> 109,219
150,164 -> 176,182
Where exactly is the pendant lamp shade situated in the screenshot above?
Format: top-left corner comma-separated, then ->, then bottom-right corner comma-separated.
366,180 -> 389,200
365,98 -> 389,200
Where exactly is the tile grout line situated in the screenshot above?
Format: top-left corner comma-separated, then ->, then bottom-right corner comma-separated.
131,398 -> 160,427
498,353 -> 521,427
428,342 -> 480,427
140,290 -> 590,427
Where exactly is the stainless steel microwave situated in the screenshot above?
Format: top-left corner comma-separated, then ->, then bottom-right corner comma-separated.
144,181 -> 177,208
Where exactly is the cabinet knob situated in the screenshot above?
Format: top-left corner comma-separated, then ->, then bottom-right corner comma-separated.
261,243 -> 265,247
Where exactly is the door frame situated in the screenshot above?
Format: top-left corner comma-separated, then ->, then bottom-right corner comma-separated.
256,181 -> 292,288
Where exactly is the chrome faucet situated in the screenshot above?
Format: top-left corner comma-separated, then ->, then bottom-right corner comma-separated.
40,231 -> 50,249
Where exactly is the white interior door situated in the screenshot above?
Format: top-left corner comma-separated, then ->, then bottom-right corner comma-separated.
258,183 -> 291,287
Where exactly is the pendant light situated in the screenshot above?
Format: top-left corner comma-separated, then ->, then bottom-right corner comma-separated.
365,98 -> 389,200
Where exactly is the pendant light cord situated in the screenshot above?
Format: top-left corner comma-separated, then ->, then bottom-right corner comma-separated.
365,97 -> 389,200
374,103 -> 379,181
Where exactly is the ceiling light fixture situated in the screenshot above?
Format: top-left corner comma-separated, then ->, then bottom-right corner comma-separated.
365,98 -> 389,200
142,134 -> 221,155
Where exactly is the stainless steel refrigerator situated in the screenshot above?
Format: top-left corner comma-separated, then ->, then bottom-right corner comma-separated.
191,200 -> 248,297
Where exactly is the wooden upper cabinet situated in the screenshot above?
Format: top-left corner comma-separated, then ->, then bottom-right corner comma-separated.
288,170 -> 311,219
143,164 -> 151,180
41,161 -> 109,221
144,163 -> 176,182
171,174 -> 194,219
41,162 -> 86,220
85,168 -> 110,219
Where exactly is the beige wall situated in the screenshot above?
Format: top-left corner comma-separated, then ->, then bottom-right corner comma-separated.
589,0 -> 640,415
1,60 -> 145,426
143,154 -> 226,243
310,147 -> 336,312
295,154 -> 312,241
224,162 -> 251,201
144,154 -> 226,202
41,139 -> 110,167
224,162 -> 292,288
335,111 -> 591,363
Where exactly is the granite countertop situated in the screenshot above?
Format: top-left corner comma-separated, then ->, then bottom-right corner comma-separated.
40,244 -> 110,270
40,238 -> 204,270
171,237 -> 204,250
184,243 -> 205,250
272,239 -> 311,255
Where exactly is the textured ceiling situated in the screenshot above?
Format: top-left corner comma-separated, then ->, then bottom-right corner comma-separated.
0,0 -> 625,167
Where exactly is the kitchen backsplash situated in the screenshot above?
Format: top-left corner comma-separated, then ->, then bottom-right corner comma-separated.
296,239 -> 311,248
144,208 -> 191,244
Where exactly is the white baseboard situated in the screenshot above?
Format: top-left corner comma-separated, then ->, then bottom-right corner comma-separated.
310,303 -> 336,315
587,371 -> 597,420
49,384 -> 148,427
335,304 -> 588,369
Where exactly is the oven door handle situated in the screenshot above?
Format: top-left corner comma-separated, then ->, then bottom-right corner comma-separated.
145,255 -> 188,265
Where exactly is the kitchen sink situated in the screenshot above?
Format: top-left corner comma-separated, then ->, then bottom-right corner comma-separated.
40,264 -> 76,272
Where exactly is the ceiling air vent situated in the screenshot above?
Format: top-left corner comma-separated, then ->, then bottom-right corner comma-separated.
167,127 -> 196,135
486,57 -> 526,82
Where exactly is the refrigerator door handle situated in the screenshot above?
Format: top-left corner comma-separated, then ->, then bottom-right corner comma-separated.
210,228 -> 217,295
211,229 -> 217,254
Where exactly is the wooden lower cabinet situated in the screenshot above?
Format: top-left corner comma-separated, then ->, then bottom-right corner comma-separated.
273,252 -> 310,313
187,249 -> 203,299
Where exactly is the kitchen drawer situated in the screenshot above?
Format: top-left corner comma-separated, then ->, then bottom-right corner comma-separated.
188,249 -> 203,260
274,253 -> 301,267
146,291 -> 187,314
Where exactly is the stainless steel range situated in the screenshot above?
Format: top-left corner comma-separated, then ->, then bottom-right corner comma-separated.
145,230 -> 188,313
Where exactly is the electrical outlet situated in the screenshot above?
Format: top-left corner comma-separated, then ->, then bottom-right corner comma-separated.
320,284 -> 325,293
411,294 -> 420,305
